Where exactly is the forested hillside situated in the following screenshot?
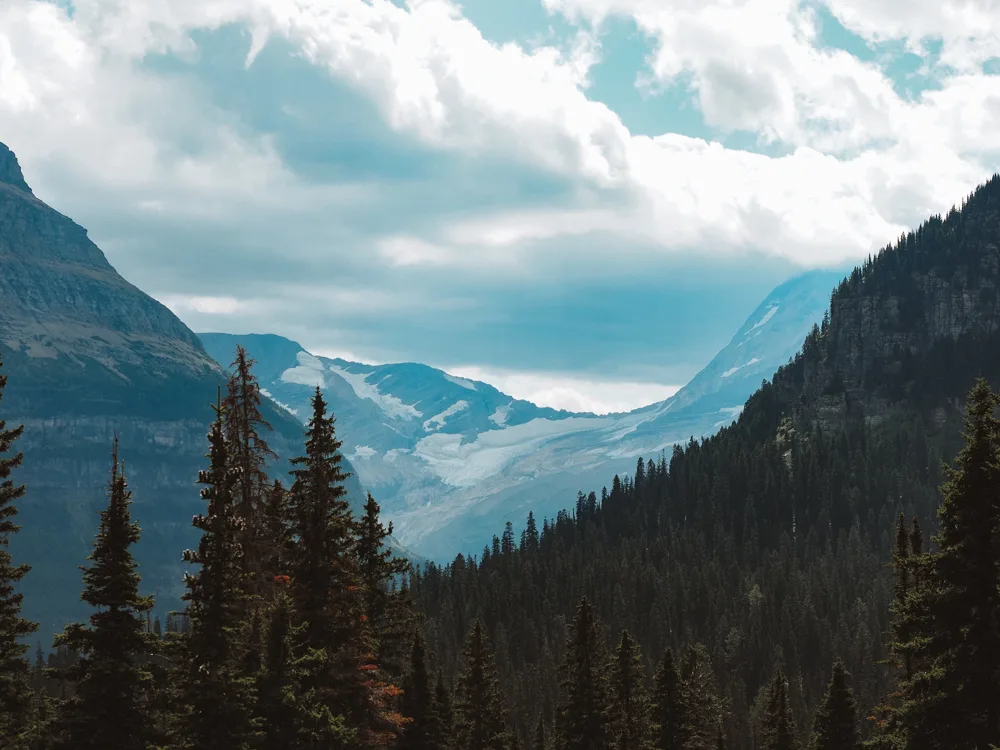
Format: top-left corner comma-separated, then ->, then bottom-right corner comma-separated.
407,178 -> 1000,747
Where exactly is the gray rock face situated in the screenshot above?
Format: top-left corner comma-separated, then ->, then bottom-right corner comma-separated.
0,143 -> 361,637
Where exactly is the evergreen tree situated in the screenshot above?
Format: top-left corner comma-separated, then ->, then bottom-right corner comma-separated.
52,439 -> 157,750
175,395 -> 253,750
222,345 -> 277,596
555,598 -> 613,750
435,669 -> 454,748
533,717 -> 547,750
356,491 -> 411,674
895,379 -> 1000,748
677,644 -> 723,748
652,648 -> 685,750
0,350 -> 37,750
261,479 -> 290,581
811,662 -> 858,750
761,674 -> 798,750
286,388 -> 363,726
454,620 -> 507,750
400,630 -> 443,750
610,630 -> 651,750
254,592 -> 355,750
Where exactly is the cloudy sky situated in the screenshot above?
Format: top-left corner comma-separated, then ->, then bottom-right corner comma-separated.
2,0 -> 1000,413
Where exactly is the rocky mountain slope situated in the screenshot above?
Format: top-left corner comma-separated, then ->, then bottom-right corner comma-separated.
200,268 -> 843,560
0,142 -> 362,637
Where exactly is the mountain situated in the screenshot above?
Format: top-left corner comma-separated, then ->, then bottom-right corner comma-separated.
199,268 -> 843,560
0,142 -> 363,637
404,178 -> 1000,748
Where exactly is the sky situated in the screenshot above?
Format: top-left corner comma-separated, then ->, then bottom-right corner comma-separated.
2,0 -> 1000,413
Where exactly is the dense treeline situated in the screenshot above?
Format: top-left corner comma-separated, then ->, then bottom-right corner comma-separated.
2,349 -> 999,748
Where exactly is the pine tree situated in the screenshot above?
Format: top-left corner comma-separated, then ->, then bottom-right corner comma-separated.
761,673 -> 798,750
400,630 -> 443,750
811,662 -> 858,750
435,669 -> 454,748
254,592 -> 356,750
533,717 -> 547,750
175,394 -> 253,750
677,644 -> 722,748
454,620 -> 507,750
261,479 -> 290,581
0,350 -> 37,750
556,597 -> 613,750
356,491 -> 411,675
895,379 -> 1000,748
286,387 -> 364,726
222,345 -> 277,597
652,648 -> 685,750
52,438 -> 157,750
610,630 -> 651,750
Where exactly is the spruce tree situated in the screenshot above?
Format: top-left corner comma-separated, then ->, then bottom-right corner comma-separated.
652,648 -> 685,750
555,597 -> 613,750
811,662 -> 858,750
175,395 -> 253,750
677,644 -> 722,747
52,439 -> 157,750
356,491 -> 411,675
610,630 -> 651,750
896,379 -> 1000,748
435,669 -> 454,748
400,630 -> 443,750
286,387 -> 363,726
761,673 -> 798,750
222,345 -> 277,596
454,620 -> 507,750
534,717 -> 547,750
0,350 -> 37,749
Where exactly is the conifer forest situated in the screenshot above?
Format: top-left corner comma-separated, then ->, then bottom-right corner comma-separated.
4,184 -> 1000,750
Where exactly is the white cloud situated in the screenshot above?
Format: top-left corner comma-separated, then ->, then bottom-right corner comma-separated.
446,365 -> 680,414
822,0 -> 1000,71
161,294 -> 248,315
3,0 -> 1000,299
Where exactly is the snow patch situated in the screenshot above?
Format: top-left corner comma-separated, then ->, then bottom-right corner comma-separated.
444,374 -> 478,391
280,352 -> 327,388
489,403 -> 512,427
327,364 -> 423,420
423,400 -> 470,431
748,305 -> 778,333
260,388 -> 299,416
414,416 -> 603,488
721,357 -> 762,378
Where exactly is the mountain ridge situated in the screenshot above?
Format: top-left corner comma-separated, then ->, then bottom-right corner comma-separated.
198,267 -> 844,559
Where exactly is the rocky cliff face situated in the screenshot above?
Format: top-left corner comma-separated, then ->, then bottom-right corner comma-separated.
748,177 -> 1000,436
0,143 -> 361,638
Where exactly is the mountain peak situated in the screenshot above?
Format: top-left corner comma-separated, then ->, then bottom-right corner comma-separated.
0,142 -> 33,195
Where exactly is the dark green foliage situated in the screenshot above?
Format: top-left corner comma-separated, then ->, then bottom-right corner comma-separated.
653,648 -> 684,750
0,350 -> 37,749
435,669 -> 454,748
889,379 -> 1000,748
812,662 -> 858,750
761,674 -> 798,750
222,345 -> 277,598
51,439 -> 157,750
534,717 -> 547,750
610,630 -> 651,750
357,491 -> 412,675
454,620 -> 507,750
555,598 -> 613,750
400,631 -> 444,750
175,395 -> 253,750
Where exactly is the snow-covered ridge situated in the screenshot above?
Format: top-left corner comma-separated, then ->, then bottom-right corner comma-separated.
423,400 -> 470,431
325,363 -> 423,421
